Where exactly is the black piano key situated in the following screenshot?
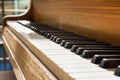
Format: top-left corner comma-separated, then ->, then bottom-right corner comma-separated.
50,34 -> 84,41
114,65 -> 120,76
55,37 -> 91,46
76,47 -> 120,55
49,34 -> 57,40
81,50 -> 120,58
56,38 -> 94,44
71,45 -> 109,52
64,41 -> 107,49
36,28 -> 58,35
28,24 -> 58,31
44,32 -> 71,38
52,36 -> 85,42
92,55 -> 120,64
60,39 -> 96,46
40,30 -> 64,35
99,58 -> 120,68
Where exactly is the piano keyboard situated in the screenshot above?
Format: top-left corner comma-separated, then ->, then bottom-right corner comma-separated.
8,20 -> 120,80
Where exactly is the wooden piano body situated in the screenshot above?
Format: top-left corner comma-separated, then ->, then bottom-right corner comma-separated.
2,0 -> 120,80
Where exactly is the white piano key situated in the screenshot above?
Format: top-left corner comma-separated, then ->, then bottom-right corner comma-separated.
47,56 -> 88,62
76,77 -> 120,80
48,57 -> 87,62
10,21 -> 119,80
46,54 -> 81,58
47,56 -> 86,62
59,63 -> 98,68
69,71 -> 115,78
51,59 -> 90,65
41,49 -> 70,53
44,52 -> 74,55
63,67 -> 108,73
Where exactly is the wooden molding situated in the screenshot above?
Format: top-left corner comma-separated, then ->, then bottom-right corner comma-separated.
3,27 -> 57,80
2,0 -> 32,26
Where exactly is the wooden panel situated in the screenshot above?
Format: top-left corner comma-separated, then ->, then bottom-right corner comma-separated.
3,27 -> 57,80
32,0 -> 120,45
6,21 -> 74,80
2,31 -> 25,80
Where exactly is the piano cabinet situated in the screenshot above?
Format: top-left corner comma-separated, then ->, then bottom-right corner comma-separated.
3,0 -> 120,46
2,27 -> 57,80
2,0 -> 120,80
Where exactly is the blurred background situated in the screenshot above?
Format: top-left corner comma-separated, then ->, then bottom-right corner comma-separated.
0,0 -> 30,25
0,0 -> 30,80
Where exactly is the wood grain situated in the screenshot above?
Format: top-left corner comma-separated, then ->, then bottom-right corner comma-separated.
7,21 -> 74,80
2,0 -> 120,79
2,0 -> 33,26
3,27 -> 57,80
32,0 -> 120,45
3,0 -> 120,45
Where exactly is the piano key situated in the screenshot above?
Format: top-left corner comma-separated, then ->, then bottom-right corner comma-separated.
92,55 -> 120,64
36,27 -> 57,31
59,63 -> 98,68
40,30 -> 64,35
64,41 -> 106,49
26,25 -> 59,34
16,21 -> 120,79
56,38 -> 93,44
100,58 -> 120,68
71,45 -> 109,52
50,35 -> 83,41
43,32 -> 71,38
44,32 -> 77,38
45,53 -> 91,64
45,52 -> 74,55
69,71 -> 116,78
60,39 -> 97,46
46,55 -> 85,61
52,35 -> 85,42
114,65 -> 120,76
76,77 -> 120,80
17,20 -> 31,25
81,50 -> 120,58
63,67 -> 107,73
76,47 -> 120,55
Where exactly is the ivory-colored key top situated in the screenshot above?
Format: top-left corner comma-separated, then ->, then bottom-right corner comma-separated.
69,71 -> 115,78
59,63 -> 97,68
46,54 -> 82,59
41,49 -> 70,53
50,59 -> 90,65
63,67 -> 108,73
46,55 -> 90,62
47,55 -> 87,61
46,54 -> 82,58
76,77 -> 120,80
45,52 -> 74,55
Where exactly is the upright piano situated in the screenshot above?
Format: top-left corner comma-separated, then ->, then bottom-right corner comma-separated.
2,0 -> 120,80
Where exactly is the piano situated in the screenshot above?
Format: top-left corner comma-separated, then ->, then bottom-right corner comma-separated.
2,0 -> 120,80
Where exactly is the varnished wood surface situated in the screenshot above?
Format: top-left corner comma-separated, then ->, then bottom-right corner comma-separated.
3,27 -> 57,80
2,0 -> 32,26
2,0 -> 120,79
32,0 -> 120,45
3,0 -> 120,45
3,30 -> 26,80
6,21 -> 74,80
